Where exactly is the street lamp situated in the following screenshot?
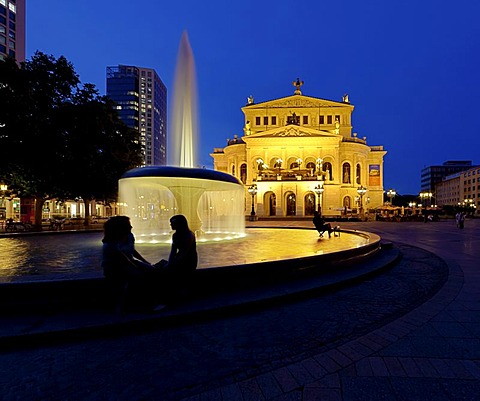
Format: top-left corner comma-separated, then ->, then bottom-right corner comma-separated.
387,189 -> 396,205
314,182 -> 325,215
419,191 -> 433,207
357,186 -> 367,218
247,184 -> 257,221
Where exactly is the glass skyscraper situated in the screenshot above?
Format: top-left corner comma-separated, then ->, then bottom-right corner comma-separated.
106,65 -> 167,166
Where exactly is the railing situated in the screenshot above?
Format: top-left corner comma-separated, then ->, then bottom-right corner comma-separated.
256,169 -> 324,182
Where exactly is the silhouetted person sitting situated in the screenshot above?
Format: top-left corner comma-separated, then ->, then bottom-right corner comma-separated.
313,211 -> 333,238
157,214 -> 198,302
102,216 -> 164,313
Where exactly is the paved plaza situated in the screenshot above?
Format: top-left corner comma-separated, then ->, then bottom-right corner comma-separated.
0,218 -> 479,400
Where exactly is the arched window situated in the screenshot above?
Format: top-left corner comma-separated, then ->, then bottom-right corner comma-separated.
356,164 -> 361,185
265,192 -> 276,216
342,163 -> 351,184
231,164 -> 235,177
306,162 -> 316,173
240,164 -> 247,184
290,161 -> 299,169
323,162 -> 333,181
304,193 -> 316,216
286,193 -> 296,216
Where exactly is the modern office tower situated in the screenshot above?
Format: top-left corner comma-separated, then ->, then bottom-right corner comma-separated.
106,65 -> 167,166
0,0 -> 26,62
420,160 -> 474,192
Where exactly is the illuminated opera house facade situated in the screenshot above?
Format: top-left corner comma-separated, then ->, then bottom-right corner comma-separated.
211,81 -> 387,218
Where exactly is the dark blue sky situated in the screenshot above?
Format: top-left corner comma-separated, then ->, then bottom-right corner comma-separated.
27,0 -> 480,195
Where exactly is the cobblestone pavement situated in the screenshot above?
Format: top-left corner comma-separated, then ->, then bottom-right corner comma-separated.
1,219 -> 480,400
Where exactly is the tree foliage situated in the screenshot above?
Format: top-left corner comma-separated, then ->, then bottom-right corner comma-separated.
0,52 -> 143,228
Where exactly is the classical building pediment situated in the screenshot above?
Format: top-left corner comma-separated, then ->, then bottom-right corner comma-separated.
246,125 -> 338,138
242,94 -> 351,111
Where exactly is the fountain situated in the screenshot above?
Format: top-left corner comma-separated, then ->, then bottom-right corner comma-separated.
119,32 -> 246,243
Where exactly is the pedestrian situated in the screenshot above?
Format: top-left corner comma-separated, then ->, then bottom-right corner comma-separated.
313,211 -> 333,238
156,214 -> 198,301
101,216 -> 165,313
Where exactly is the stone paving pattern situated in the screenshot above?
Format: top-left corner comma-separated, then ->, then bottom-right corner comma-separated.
0,219 -> 479,400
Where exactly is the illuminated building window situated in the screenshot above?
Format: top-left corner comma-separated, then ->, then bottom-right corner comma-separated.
8,2 -> 15,13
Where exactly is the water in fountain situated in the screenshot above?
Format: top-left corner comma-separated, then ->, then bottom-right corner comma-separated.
119,32 -> 245,243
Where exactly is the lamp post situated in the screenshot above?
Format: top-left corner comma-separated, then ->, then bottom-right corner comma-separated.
387,189 -> 396,205
419,191 -> 433,207
248,184 -> 257,221
357,185 -> 367,218
314,182 -> 325,215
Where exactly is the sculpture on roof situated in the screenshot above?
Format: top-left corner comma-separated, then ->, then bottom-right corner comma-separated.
293,78 -> 304,95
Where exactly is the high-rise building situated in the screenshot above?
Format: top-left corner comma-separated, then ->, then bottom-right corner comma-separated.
0,0 -> 25,62
106,65 -> 167,166
420,160 -> 474,192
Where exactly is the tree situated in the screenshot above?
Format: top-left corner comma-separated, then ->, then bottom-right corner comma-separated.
1,52 -> 80,229
59,85 -> 143,224
0,52 -> 143,229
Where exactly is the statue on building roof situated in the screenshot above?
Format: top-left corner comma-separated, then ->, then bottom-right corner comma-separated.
293,78 -> 304,95
247,95 -> 254,105
342,93 -> 350,103
243,120 -> 251,136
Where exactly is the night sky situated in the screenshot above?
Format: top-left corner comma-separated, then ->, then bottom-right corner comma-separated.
27,0 -> 480,195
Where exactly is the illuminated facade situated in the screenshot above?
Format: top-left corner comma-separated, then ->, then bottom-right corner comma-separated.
106,65 -> 167,166
211,82 -> 387,218
436,166 -> 480,213
0,0 -> 25,62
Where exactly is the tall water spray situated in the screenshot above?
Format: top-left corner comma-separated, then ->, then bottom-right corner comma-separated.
170,31 -> 198,168
119,32 -> 246,243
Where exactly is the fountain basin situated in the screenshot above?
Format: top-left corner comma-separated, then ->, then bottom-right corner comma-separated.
119,166 -> 246,242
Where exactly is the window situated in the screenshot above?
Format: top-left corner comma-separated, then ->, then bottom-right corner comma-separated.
271,116 -> 277,125
342,163 -> 351,183
335,115 -> 340,123
0,35 -> 5,44
356,164 -> 361,185
263,116 -> 268,125
327,115 -> 333,124
319,115 -> 324,124
323,162 -> 333,180
240,164 -> 247,184
255,116 -> 261,125
303,116 -> 308,124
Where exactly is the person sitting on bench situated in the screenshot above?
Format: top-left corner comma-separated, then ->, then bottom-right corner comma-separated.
313,211 -> 333,238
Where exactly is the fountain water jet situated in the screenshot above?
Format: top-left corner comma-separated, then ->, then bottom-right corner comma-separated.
119,32 -> 245,242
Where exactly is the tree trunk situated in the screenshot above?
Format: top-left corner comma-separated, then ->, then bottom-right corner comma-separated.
83,198 -> 91,226
34,196 -> 45,231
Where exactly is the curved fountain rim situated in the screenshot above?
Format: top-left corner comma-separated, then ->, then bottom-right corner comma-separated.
0,227 -> 382,284
121,166 -> 242,185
